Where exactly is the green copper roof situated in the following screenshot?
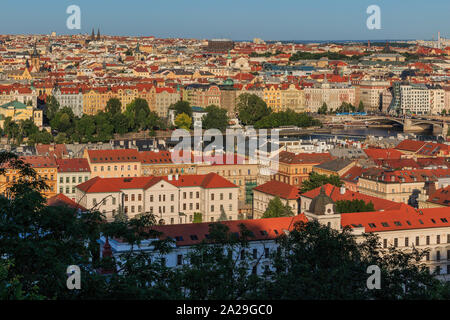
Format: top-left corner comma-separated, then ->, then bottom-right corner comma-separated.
0,101 -> 28,110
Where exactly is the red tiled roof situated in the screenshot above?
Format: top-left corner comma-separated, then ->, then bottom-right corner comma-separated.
86,149 -> 140,163
35,144 -> 68,159
56,158 -> 91,173
77,173 -> 237,193
47,193 -> 87,211
395,140 -> 426,152
364,148 -> 403,160
277,151 -> 334,165
21,156 -> 57,168
341,207 -> 450,232
427,186 -> 450,207
254,180 -> 300,200
128,214 -> 308,246
301,184 -> 403,211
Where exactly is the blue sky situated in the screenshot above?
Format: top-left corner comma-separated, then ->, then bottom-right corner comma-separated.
0,0 -> 448,40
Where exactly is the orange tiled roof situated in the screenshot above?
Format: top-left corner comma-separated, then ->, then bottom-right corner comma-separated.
254,180 -> 300,200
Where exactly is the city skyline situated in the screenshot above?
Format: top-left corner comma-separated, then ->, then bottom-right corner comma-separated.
0,0 -> 449,40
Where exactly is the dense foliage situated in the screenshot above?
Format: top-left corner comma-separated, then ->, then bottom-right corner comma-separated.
300,172 -> 343,193
262,196 -> 294,218
236,94 -> 271,126
336,199 -> 375,214
202,105 -> 230,132
2,96 -> 166,145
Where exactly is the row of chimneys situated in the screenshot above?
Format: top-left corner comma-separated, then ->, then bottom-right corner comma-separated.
167,174 -> 179,181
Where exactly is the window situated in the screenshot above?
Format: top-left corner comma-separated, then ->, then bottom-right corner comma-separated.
426,236 -> 430,245
405,237 -> 409,247
383,239 -> 387,248
211,205 -> 214,212
229,193 -> 232,200
196,192 -> 199,198
416,236 -> 420,246
265,248 -> 270,258
171,194 -> 174,201
131,194 -> 135,201
437,251 -> 441,261
220,193 -> 223,200
211,193 -> 214,201
138,194 -> 142,201
177,255 -> 183,266
437,235 -> 440,244
394,238 -> 398,247
150,195 -> 153,202
436,266 -> 441,275
183,192 -> 186,199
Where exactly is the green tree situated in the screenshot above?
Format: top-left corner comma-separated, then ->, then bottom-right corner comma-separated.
175,113 -> 192,130
124,98 -> 152,131
45,95 -> 60,122
202,105 -> 229,131
300,172 -> 343,193
336,199 -> 375,214
236,93 -> 271,126
357,101 -> 365,112
318,102 -> 328,115
170,100 -> 192,118
262,196 -> 294,218
105,98 -> 122,116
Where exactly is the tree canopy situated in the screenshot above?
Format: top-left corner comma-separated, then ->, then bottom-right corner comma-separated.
236,93 -> 271,126
300,172 -> 343,193
202,105 -> 229,131
262,196 -> 294,218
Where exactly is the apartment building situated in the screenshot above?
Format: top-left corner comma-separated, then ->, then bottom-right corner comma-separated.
304,82 -> 355,112
56,158 -> 91,201
272,151 -> 334,187
84,149 -> 141,178
155,87 -> 180,118
357,168 -> 450,204
398,84 -> 445,115
253,180 -> 300,218
0,156 -> 57,198
53,87 -> 84,117
355,80 -> 390,112
75,173 -> 239,223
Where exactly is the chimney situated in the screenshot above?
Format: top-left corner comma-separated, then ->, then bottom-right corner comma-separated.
175,174 -> 179,180
340,185 -> 346,195
168,175 -> 173,181
391,176 -> 395,182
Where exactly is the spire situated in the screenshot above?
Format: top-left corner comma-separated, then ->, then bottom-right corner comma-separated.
97,28 -> 101,41
91,28 -> 95,41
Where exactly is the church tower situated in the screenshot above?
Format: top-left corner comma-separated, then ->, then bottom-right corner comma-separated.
91,28 -> 95,41
97,28 -> 101,41
31,43 -> 41,71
